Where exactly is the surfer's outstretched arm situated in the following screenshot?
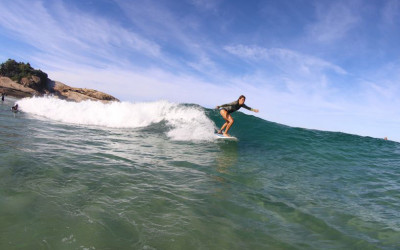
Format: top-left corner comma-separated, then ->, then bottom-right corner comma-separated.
252,108 -> 259,113
242,104 -> 259,113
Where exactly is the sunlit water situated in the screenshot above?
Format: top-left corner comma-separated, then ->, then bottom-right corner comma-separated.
1,97 -> 399,249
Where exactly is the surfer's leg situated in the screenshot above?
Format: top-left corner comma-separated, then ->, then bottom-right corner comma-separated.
219,109 -> 229,133
219,122 -> 228,133
223,114 -> 234,136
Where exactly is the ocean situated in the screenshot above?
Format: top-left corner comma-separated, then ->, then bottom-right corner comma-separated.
1,96 -> 399,249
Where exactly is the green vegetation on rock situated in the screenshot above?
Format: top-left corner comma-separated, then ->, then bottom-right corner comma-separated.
0,59 -> 48,90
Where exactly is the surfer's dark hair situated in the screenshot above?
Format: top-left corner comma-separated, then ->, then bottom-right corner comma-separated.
238,95 -> 246,101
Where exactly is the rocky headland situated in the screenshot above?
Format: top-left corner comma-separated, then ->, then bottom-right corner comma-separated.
0,59 -> 119,102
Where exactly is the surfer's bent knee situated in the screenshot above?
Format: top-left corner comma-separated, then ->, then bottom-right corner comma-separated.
227,115 -> 234,123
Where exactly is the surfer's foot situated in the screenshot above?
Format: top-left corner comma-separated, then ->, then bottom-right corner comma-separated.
217,130 -> 223,134
223,133 -> 230,137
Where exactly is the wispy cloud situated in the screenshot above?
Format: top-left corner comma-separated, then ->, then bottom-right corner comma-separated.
223,44 -> 352,118
307,1 -> 360,43
113,0 -> 201,54
0,0 -> 160,67
189,0 -> 222,12
358,61 -> 400,109
111,0 -> 228,77
224,45 -> 347,75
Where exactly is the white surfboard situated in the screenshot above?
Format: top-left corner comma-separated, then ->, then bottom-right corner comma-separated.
214,133 -> 238,141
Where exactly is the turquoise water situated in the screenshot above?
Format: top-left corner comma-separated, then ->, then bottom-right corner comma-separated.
1,97 -> 399,249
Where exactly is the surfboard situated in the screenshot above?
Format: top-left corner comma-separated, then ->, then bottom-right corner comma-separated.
214,133 -> 238,141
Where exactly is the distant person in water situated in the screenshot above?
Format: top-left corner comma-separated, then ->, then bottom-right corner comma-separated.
11,104 -> 18,112
1,92 -> 4,102
215,95 -> 259,137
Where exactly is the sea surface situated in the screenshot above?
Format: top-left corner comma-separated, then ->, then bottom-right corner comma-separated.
1,96 -> 399,249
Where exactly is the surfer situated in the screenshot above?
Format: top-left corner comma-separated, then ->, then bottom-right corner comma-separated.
11,104 -> 18,112
1,92 -> 4,102
215,95 -> 259,137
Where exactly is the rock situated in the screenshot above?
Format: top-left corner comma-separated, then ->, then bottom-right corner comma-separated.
46,80 -> 119,102
0,76 -> 38,98
20,76 -> 44,92
0,76 -> 119,102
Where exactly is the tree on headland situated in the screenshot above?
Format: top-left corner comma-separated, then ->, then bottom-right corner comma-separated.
0,59 -> 48,91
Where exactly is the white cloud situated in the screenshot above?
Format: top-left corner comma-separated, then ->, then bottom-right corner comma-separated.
112,0 -> 223,74
224,44 -> 268,60
307,1 -> 360,43
189,0 -> 222,12
0,0 -> 160,66
45,63 -> 241,106
357,63 -> 400,114
113,0 -> 198,51
224,45 -> 347,75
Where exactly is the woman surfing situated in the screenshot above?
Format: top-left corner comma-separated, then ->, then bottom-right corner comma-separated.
215,95 -> 259,137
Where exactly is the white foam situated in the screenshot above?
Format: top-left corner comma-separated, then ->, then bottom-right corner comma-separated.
17,96 -> 216,141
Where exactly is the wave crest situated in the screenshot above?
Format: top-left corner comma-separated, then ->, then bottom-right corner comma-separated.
17,97 -> 216,141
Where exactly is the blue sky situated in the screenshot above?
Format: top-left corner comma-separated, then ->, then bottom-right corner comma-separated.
0,0 -> 399,141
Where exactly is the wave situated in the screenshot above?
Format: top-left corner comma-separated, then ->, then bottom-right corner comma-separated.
17,96 -> 399,146
17,96 -> 216,141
